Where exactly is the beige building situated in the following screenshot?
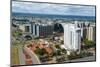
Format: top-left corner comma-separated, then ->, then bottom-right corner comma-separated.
86,25 -> 96,42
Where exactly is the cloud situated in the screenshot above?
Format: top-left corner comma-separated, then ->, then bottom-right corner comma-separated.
12,1 -> 95,16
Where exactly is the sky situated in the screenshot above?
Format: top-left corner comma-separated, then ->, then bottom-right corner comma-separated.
12,1 -> 95,16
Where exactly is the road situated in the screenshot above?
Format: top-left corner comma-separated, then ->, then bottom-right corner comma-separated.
24,46 -> 41,64
64,56 -> 96,63
18,46 -> 26,65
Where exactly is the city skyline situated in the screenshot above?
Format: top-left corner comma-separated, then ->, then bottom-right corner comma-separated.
12,1 -> 95,16
11,1 -> 96,66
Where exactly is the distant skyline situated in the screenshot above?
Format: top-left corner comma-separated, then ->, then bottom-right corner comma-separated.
12,1 -> 95,16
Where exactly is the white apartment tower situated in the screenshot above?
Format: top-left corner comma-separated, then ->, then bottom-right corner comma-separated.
64,23 -> 81,53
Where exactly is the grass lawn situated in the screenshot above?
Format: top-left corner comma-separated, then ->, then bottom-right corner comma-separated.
11,46 -> 20,65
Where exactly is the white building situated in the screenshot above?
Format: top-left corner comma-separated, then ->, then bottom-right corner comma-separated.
64,23 -> 81,53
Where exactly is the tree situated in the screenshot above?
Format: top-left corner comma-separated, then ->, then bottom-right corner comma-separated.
61,40 -> 64,44
24,35 -> 32,40
55,45 -> 61,49
83,39 -> 95,46
67,52 -> 81,60
61,48 -> 67,54
56,49 -> 62,55
34,48 -> 47,56
80,51 -> 93,58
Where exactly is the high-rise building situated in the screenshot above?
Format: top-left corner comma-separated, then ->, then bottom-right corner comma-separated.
74,21 -> 87,39
64,23 -> 81,52
83,27 -> 87,40
23,23 -> 54,37
86,24 -> 96,42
